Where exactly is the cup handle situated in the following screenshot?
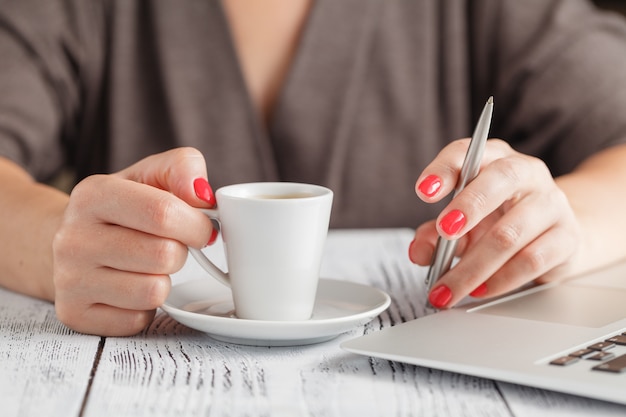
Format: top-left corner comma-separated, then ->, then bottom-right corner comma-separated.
188,209 -> 231,288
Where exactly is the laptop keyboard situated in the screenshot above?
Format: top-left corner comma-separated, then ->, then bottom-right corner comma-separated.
549,331 -> 626,373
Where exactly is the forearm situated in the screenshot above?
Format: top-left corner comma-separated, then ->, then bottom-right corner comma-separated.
556,143 -> 626,275
0,158 -> 68,301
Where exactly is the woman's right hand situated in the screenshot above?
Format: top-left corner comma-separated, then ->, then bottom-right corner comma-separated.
52,148 -> 217,336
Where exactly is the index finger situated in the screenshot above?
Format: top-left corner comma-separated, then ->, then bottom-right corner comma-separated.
415,138 -> 515,202
115,147 -> 214,208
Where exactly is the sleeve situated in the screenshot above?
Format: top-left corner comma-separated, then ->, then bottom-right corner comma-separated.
471,0 -> 626,177
0,0 -> 86,181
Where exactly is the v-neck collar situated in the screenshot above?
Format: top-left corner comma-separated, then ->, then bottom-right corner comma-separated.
215,0 -> 382,184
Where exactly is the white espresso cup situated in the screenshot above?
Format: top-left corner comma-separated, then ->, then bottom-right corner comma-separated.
188,182 -> 333,321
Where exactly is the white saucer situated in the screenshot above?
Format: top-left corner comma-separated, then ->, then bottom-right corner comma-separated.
162,278 -> 391,346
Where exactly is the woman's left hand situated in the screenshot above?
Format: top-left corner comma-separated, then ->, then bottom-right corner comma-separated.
408,138 -> 581,308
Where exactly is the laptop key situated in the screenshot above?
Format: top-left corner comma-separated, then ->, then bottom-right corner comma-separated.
606,335 -> 626,345
588,342 -> 615,351
569,349 -> 595,358
587,351 -> 615,361
550,356 -> 579,366
592,354 -> 626,373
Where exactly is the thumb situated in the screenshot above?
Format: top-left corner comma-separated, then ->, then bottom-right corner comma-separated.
114,147 -> 215,208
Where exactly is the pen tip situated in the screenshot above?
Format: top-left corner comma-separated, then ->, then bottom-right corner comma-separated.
487,96 -> 494,104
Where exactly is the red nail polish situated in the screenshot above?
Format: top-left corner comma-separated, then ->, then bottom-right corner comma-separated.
418,175 -> 442,198
439,209 -> 466,236
429,285 -> 452,308
206,227 -> 219,246
193,178 -> 216,206
470,283 -> 488,297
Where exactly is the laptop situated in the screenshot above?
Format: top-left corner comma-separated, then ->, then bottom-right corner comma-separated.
341,260 -> 626,405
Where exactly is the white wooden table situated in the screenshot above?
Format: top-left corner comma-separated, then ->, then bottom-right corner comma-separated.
2,229 -> 625,417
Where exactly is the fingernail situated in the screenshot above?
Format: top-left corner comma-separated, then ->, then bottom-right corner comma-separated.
429,285 -> 452,308
206,227 -> 219,246
440,209 -> 466,236
470,283 -> 488,297
193,178 -> 216,206
408,239 -> 417,263
418,175 -> 442,198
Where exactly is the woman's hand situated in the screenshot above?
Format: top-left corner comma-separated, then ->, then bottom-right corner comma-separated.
408,138 -> 581,308
53,148 -> 217,336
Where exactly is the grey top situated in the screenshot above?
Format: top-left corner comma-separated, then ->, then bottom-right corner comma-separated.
1,0 -> 626,228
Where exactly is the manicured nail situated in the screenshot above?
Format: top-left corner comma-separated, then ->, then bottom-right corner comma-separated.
193,178 -> 216,206
470,283 -> 488,297
206,227 -> 219,246
429,285 -> 452,308
439,209 -> 466,236
408,239 -> 417,263
418,175 -> 442,198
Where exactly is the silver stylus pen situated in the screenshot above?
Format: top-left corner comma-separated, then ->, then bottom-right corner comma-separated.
424,96 -> 494,295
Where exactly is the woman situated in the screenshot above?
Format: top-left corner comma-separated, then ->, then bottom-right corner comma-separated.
1,0 -> 626,335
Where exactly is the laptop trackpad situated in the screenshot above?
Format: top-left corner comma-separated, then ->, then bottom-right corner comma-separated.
471,284 -> 626,328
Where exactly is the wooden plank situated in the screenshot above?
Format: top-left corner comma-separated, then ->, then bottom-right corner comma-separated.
83,229 -> 512,416
0,288 -> 101,417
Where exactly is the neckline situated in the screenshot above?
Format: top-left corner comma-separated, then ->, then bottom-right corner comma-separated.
213,0 -> 382,184
215,0 -> 319,137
